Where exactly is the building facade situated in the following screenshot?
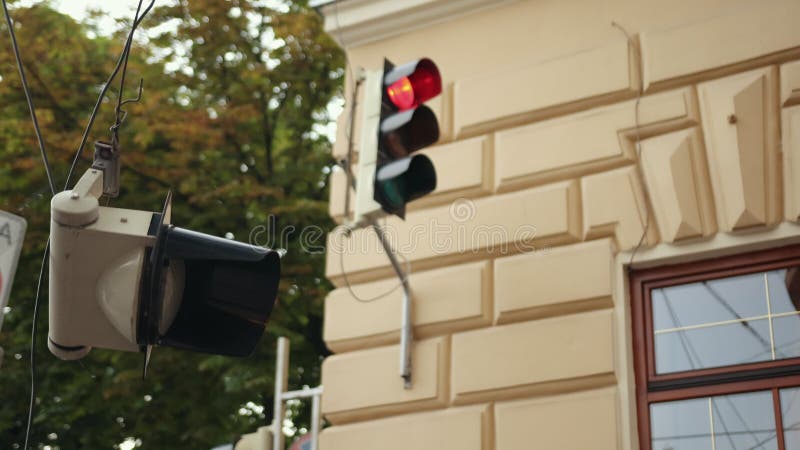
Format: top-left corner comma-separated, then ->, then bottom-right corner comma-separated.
316,0 -> 800,449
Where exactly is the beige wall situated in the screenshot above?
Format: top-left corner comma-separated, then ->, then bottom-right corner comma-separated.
319,0 -> 800,449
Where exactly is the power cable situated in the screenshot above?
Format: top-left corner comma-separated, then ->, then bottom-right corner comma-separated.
611,22 -> 652,267
337,232 -> 410,303
63,0 -> 155,191
22,243 -> 48,450
1,0 -> 56,195
11,2 -> 154,447
1,3 -> 56,449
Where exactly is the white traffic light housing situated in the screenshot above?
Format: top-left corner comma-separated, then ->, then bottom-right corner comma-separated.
48,167 -> 280,363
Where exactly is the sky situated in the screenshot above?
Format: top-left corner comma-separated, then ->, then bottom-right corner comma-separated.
24,0 -> 343,142
15,0 -> 145,31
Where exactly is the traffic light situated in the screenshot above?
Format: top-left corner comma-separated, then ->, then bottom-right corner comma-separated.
354,58 -> 442,222
48,167 -> 281,364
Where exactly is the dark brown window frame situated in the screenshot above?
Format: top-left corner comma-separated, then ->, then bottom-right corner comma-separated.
631,243 -> 800,450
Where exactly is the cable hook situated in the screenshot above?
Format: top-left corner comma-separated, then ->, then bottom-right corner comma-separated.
110,78 -> 143,135
120,77 -> 144,108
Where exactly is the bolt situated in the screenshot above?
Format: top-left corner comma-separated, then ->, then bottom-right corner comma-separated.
70,191 -> 79,199
120,217 -> 128,223
728,114 -> 738,124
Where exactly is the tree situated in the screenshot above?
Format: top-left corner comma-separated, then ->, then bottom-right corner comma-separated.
0,1 -> 343,448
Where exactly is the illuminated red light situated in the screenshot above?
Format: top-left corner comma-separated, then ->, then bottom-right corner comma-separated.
387,77 -> 414,111
385,59 -> 441,111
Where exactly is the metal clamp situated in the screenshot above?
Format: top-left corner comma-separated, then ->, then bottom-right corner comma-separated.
91,141 -> 121,198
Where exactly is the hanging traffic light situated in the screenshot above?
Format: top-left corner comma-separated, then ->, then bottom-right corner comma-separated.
353,58 -> 442,222
48,167 -> 281,366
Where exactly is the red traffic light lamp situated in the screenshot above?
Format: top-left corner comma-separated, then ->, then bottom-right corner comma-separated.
384,58 -> 442,111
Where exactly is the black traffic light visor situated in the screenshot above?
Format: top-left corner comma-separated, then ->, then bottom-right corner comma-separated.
139,210 -> 281,357
158,227 -> 281,357
379,105 -> 440,158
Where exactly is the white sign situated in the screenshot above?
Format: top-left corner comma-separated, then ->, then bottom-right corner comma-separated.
0,211 -> 27,331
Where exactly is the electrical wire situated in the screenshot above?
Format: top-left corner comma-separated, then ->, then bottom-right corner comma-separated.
63,0 -> 155,191
22,242 -> 48,450
337,230 -> 411,303
111,0 -> 144,146
1,3 -> 56,448
13,2 -> 154,447
611,21 -> 652,268
1,0 -> 56,196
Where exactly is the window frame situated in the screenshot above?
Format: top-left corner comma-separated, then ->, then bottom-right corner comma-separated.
631,244 -> 800,450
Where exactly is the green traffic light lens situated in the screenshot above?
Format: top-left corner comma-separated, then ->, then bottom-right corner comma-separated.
374,155 -> 437,218
377,178 -> 406,209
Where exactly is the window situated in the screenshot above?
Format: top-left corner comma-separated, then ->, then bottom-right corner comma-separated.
631,245 -> 800,450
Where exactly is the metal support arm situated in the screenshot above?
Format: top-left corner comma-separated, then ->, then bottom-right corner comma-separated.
370,222 -> 413,389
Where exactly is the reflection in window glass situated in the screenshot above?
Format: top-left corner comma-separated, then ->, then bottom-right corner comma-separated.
654,320 -> 772,373
651,397 -> 711,450
781,387 -> 800,449
651,391 -> 777,450
712,391 -> 777,450
652,268 -> 800,374
772,315 -> 800,360
767,270 -> 797,314
652,275 -> 766,331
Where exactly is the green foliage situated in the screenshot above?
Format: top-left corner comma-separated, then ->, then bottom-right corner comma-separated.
0,1 -> 343,448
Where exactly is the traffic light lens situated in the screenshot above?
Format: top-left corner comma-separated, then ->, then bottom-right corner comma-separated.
374,155 -> 437,218
380,179 -> 405,209
384,59 -> 441,111
387,77 -> 414,111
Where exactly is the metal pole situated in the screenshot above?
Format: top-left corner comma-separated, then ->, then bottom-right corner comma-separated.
370,221 -> 413,388
310,392 -> 321,450
281,386 -> 323,400
273,337 -> 289,450
342,76 -> 363,218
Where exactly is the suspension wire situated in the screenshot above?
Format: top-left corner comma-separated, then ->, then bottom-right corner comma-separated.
111,0 -> 144,147
22,242 -> 48,450
16,2 -> 154,447
1,2 -> 55,448
63,0 -> 155,191
1,0 -> 57,196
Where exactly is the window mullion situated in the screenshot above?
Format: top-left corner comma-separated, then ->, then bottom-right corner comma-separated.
708,397 -> 717,450
773,388 -> 787,450
765,273 -> 777,360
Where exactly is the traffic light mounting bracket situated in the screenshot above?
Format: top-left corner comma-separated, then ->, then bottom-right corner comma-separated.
351,67 -> 384,227
339,62 -> 422,389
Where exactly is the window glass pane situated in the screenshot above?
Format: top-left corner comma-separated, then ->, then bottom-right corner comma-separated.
651,391 -> 777,450
772,315 -> 800,360
652,273 -> 767,332
650,267 -> 800,374
712,391 -> 777,450
651,397 -> 711,450
655,319 -> 772,374
768,269 -> 800,314
781,387 -> 800,450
